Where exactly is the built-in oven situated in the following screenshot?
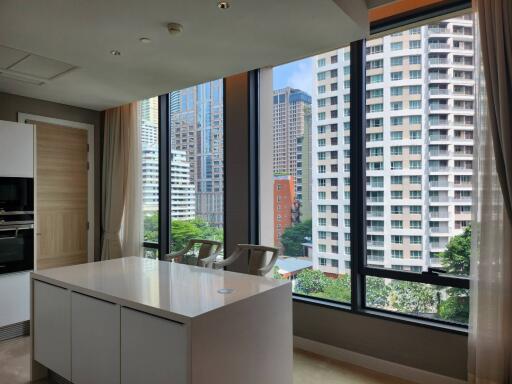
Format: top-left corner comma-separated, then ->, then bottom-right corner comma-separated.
0,177 -> 34,274
0,177 -> 34,213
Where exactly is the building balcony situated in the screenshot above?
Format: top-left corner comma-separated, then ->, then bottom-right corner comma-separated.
367,197 -> 384,203
429,149 -> 451,157
428,28 -> 450,35
429,195 -> 451,203
429,211 -> 450,219
430,226 -> 450,234
428,43 -> 450,50
428,58 -> 450,66
366,182 -> 384,189
367,240 -> 384,247
429,165 -> 452,172
367,226 -> 384,233
429,134 -> 450,142
367,255 -> 385,262
429,89 -> 450,97
367,210 -> 384,218
429,105 -> 450,112
429,180 -> 452,188
429,73 -> 449,81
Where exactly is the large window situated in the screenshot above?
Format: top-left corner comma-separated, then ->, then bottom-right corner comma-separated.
169,80 -> 224,254
140,80 -> 225,259
269,49 -> 351,303
140,97 -> 160,259
264,10 -> 473,328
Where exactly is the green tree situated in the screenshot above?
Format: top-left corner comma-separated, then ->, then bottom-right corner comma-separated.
295,269 -> 329,295
143,214 -> 224,253
437,225 -> 471,323
388,280 -> 438,314
439,225 -> 471,275
280,219 -> 312,257
366,276 -> 389,308
315,274 -> 351,302
171,218 -> 224,251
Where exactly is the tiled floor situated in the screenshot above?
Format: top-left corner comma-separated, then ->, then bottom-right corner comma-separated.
0,336 -> 413,384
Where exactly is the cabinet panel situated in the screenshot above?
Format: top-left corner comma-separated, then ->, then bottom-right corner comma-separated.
121,308 -> 188,384
71,292 -> 120,384
0,121 -> 34,177
33,280 -> 71,380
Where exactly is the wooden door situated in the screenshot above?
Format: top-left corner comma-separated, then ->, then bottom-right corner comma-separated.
35,122 -> 88,269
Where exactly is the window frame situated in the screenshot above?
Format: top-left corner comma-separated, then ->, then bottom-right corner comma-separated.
290,3 -> 472,334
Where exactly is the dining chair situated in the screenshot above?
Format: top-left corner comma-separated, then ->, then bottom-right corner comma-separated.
212,244 -> 279,276
164,239 -> 223,267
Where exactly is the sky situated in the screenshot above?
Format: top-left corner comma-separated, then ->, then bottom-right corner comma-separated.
272,57 -> 313,96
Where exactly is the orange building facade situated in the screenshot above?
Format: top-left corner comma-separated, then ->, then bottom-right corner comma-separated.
273,175 -> 295,248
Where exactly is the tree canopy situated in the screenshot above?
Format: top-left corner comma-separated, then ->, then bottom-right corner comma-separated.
280,219 -> 312,257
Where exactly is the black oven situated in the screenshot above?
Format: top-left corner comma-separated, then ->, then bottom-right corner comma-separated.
0,177 -> 34,213
0,224 -> 34,273
0,177 -> 34,273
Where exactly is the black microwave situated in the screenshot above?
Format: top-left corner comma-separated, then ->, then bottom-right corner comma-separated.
0,177 -> 34,213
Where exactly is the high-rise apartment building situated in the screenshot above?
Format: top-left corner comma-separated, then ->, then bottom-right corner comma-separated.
170,80 -> 224,227
140,97 -> 159,146
142,145 -> 195,220
272,87 -> 312,207
312,16 -> 475,275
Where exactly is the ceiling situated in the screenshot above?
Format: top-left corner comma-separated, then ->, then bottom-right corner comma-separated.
0,0 -> 370,111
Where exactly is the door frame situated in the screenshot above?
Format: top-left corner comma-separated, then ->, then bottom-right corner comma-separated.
17,113 -> 95,264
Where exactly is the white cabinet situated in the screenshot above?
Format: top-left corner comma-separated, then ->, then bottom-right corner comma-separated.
0,120 -> 34,177
33,280 -> 71,380
121,308 -> 188,384
0,272 -> 30,327
71,292 -> 120,384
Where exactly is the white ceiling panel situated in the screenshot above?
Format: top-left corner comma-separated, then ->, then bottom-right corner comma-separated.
0,0 -> 370,111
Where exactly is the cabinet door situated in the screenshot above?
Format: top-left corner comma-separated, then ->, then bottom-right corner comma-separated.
121,308 -> 188,384
71,292 -> 120,384
33,280 -> 71,380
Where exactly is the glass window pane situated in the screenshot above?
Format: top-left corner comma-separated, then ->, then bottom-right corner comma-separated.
269,47 -> 351,303
140,97 -> 159,246
366,276 -> 469,324
168,80 -> 224,257
364,15 -> 474,277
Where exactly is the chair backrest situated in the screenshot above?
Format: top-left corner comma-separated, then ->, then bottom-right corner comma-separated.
194,240 -> 222,261
236,244 -> 279,276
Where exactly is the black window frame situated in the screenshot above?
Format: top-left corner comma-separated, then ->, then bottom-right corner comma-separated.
291,0 -> 472,334
142,87 -> 227,259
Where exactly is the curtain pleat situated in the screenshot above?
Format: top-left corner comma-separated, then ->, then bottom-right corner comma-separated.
469,1 -> 512,382
101,103 -> 140,260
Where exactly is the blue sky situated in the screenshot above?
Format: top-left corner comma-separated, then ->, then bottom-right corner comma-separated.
272,57 -> 313,96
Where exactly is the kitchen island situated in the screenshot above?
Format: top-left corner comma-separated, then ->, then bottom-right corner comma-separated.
30,256 -> 292,384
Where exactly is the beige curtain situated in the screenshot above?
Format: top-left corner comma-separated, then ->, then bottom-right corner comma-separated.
469,1 -> 512,382
101,102 -> 141,260
121,105 -> 142,257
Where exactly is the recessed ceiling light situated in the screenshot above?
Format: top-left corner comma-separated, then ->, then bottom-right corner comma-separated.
217,1 -> 230,9
110,50 -> 121,56
139,37 -> 152,44
167,22 -> 183,35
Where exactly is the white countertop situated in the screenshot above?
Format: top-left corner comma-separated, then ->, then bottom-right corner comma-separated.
31,257 -> 290,321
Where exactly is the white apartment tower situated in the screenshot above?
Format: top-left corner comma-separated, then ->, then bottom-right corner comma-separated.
142,146 -> 195,220
312,15 -> 475,275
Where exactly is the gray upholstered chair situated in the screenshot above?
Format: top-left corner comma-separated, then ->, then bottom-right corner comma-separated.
212,244 -> 279,276
164,239 -> 222,267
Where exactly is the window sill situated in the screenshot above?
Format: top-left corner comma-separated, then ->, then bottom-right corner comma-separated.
292,294 -> 468,336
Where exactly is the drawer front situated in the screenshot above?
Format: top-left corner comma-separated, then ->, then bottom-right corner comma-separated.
71,292 -> 120,384
33,280 -> 71,380
121,308 -> 188,384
